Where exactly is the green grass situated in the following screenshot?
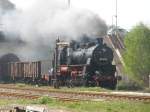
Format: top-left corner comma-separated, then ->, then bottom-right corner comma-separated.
16,83 -> 26,87
0,99 -> 33,106
0,97 -> 150,112
59,87 -> 110,92
11,83 -> 110,93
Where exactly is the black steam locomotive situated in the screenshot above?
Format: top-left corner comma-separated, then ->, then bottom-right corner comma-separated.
52,37 -> 117,89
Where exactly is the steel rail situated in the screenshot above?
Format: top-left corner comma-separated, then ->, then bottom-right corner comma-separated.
0,85 -> 150,102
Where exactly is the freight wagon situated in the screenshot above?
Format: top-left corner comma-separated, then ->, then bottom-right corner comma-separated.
0,60 -> 52,84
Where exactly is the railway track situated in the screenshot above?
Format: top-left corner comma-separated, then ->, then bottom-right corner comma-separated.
0,91 -> 87,102
0,85 -> 150,102
0,91 -> 40,99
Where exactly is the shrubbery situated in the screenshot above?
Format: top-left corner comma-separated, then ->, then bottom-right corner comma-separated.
38,96 -> 53,104
144,88 -> 150,93
123,23 -> 150,86
117,80 -> 143,91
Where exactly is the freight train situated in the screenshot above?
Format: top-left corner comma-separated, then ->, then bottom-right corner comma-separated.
0,53 -> 51,84
0,37 -> 117,89
52,37 -> 117,89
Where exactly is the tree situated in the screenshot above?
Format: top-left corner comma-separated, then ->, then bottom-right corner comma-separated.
123,23 -> 150,86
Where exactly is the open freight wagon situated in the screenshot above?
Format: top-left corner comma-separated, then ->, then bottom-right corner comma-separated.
0,60 -> 52,85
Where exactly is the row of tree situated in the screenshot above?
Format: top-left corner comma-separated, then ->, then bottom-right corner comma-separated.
123,23 -> 150,86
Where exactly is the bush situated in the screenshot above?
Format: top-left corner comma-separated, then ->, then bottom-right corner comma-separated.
117,80 -> 143,91
144,88 -> 150,93
38,96 -> 53,104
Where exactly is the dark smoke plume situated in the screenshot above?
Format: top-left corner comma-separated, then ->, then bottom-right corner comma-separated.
0,0 -> 108,61
0,0 -> 15,12
0,0 -> 15,41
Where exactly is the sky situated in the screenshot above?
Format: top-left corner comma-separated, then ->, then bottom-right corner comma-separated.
10,0 -> 150,30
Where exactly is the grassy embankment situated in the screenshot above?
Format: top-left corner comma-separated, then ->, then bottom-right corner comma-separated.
15,83 -> 150,93
15,83 -> 110,92
0,97 -> 150,112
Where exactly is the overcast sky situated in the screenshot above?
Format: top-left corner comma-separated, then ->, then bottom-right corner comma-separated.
10,0 -> 150,30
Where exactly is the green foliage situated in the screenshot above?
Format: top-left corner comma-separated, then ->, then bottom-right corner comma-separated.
123,23 -> 150,85
37,96 -> 53,104
144,88 -> 150,93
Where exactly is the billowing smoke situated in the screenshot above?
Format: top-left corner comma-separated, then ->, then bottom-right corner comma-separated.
0,0 -> 107,61
0,0 -> 15,12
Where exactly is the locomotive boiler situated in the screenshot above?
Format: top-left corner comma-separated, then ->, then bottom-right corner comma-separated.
52,37 -> 117,89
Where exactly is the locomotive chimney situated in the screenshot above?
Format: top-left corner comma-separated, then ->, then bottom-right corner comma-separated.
97,38 -> 103,45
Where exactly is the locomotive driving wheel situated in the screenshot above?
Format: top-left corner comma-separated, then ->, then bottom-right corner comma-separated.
99,80 -> 117,90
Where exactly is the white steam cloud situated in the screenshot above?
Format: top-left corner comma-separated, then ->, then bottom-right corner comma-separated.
1,0 -> 107,61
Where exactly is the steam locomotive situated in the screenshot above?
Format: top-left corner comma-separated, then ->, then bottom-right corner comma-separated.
52,37 -> 117,89
0,36 -> 117,89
